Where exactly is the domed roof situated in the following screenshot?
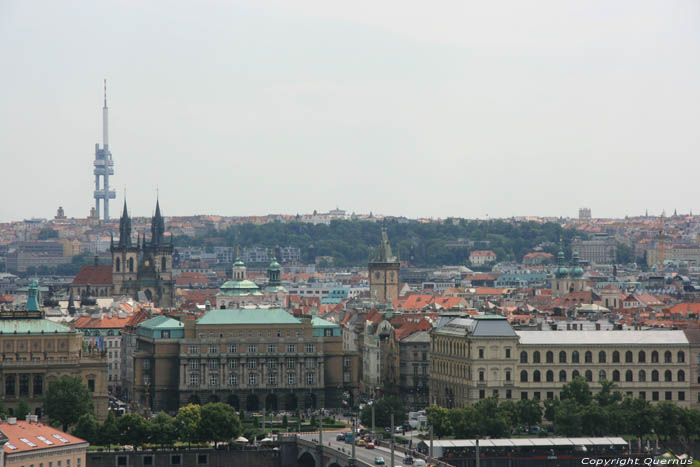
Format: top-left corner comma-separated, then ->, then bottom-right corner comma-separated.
233,258 -> 245,268
220,279 -> 259,290
554,265 -> 570,278
268,257 -> 281,271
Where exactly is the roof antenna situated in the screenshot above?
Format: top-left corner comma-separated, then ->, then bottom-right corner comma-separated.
104,78 -> 107,107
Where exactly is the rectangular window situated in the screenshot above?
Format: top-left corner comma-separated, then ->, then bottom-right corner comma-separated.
268,374 -> 277,385
229,344 -> 237,353
639,391 -> 646,400
143,456 -> 153,466
344,372 -> 351,383
652,391 -> 659,401
249,373 -> 257,386
288,373 -> 296,385
229,374 -> 237,386
305,344 -> 315,353
533,392 -> 540,400
505,389 -> 512,399
307,372 -> 315,384
209,360 -> 218,370
268,344 -> 276,353
190,360 -> 199,370
171,455 -> 181,465
305,359 -> 316,369
267,359 -> 277,369
210,373 -> 219,386
248,344 -> 257,353
505,348 -> 511,359
287,344 -> 296,353
493,389 -> 499,398
209,345 -> 218,354
143,374 -> 151,385
247,359 -> 257,369
190,374 -> 199,386
479,389 -> 485,399
343,357 -> 351,368
189,345 -> 199,354
228,359 -> 237,369
116,457 -> 126,467
87,379 -> 95,392
478,348 -> 484,359
287,358 -> 295,369
521,392 -> 528,400
197,454 -> 208,465
678,392 -> 685,401
665,392 -> 672,401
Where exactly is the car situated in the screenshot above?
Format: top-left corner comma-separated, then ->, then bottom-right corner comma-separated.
403,457 -> 414,465
365,441 -> 375,449
356,439 -> 366,447
336,434 -> 346,441
395,426 -> 403,434
374,457 -> 385,465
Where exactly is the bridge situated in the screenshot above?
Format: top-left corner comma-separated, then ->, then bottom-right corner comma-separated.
279,435 -> 369,467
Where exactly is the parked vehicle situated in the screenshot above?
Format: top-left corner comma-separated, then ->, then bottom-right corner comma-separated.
336,433 -> 346,441
365,442 -> 375,449
375,457 -> 385,465
356,439 -> 366,447
403,457 -> 414,465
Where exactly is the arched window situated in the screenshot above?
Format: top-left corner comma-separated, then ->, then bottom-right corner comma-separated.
533,351 -> 541,363
677,351 -> 685,363
559,370 -> 567,382
639,351 -> 646,363
115,257 -> 121,272
572,351 -> 579,363
520,370 -> 528,383
599,351 -> 606,363
585,351 -> 593,363
128,257 -> 134,273
639,370 -> 646,382
651,351 -> 659,363
585,370 -> 592,382
625,351 -> 633,363
651,370 -> 659,382
612,351 -> 620,363
533,370 -> 541,382
546,351 -> 554,364
664,351 -> 672,363
520,351 -> 528,364
161,256 -> 167,271
664,370 -> 672,382
612,370 -> 620,382
546,370 -> 554,382
599,370 -> 607,381
678,370 -> 685,382
572,370 -> 580,379
559,351 -> 567,363
625,370 -> 633,382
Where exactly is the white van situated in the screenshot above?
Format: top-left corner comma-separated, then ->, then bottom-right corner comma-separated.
413,459 -> 426,467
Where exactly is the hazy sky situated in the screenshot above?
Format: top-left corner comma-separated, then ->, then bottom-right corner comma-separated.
1,0 -> 699,222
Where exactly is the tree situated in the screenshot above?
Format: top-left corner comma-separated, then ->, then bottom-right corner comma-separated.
43,376 -> 93,431
360,396 -> 406,429
595,380 -> 622,407
654,402 -> 682,443
16,400 -> 30,420
0,402 -> 8,418
199,402 -> 242,443
99,411 -> 119,447
72,413 -> 99,445
516,399 -> 542,431
175,404 -> 202,444
425,405 -> 451,439
117,413 -> 148,448
553,399 -> 582,436
561,377 -> 592,405
149,412 -> 177,447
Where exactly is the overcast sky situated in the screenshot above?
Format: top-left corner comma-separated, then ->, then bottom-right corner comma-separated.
1,0 -> 699,222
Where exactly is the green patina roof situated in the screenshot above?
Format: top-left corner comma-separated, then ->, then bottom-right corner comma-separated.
138,315 -> 184,330
220,279 -> 260,290
197,308 -> 301,325
311,317 -> 337,328
0,319 -> 72,334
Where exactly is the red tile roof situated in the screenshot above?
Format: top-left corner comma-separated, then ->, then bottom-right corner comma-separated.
1,420 -> 87,454
72,265 -> 112,286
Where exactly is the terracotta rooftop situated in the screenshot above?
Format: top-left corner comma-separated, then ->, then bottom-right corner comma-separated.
72,265 -> 112,286
0,419 -> 87,454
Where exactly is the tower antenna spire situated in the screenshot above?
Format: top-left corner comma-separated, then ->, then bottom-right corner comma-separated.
104,78 -> 107,107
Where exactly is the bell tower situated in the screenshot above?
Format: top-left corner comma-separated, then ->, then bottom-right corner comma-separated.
368,225 -> 400,306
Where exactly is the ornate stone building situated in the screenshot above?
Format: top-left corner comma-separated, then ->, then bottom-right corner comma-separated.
368,226 -> 400,306
128,308 -> 359,413
551,249 -> 586,298
110,200 -> 175,307
215,258 -> 288,309
430,314 -> 697,409
0,281 -> 108,420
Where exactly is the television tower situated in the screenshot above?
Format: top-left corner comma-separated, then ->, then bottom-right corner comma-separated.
93,79 -> 116,220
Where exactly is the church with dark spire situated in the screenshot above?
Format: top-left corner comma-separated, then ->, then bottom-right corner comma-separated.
110,199 -> 175,307
368,225 -> 400,306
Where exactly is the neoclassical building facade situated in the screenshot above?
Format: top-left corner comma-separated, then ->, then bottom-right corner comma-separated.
430,315 -> 699,409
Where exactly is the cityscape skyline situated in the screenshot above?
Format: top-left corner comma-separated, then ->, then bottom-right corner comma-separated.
2,1 -> 699,222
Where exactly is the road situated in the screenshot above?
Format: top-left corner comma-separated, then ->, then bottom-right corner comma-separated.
299,432 -> 416,467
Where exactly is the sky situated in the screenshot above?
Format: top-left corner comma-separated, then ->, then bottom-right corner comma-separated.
1,0 -> 699,222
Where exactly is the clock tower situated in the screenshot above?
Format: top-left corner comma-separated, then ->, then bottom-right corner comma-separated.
368,225 -> 400,306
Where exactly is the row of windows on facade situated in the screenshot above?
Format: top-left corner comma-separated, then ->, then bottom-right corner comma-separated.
197,329 -> 303,339
518,368 -> 689,383
116,453 -> 208,466
177,358 -> 319,370
160,372 -> 320,387
519,350 -> 690,364
475,389 -> 693,403
3,357 -> 68,362
19,458 -> 81,467
187,343 -> 316,354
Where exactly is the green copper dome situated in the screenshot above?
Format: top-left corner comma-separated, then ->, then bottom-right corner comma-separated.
268,258 -> 281,271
